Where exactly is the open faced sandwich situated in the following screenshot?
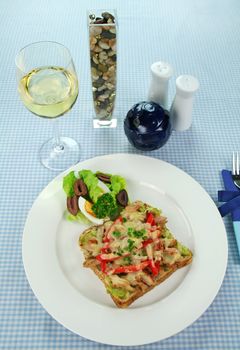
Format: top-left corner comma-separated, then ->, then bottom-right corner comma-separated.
79,200 -> 193,308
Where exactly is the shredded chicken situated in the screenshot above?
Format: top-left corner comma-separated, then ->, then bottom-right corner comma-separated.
81,200 -> 191,299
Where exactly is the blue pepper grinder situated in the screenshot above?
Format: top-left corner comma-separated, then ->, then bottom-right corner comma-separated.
124,101 -> 172,151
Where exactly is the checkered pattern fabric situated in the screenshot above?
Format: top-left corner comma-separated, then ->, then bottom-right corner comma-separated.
0,0 -> 240,349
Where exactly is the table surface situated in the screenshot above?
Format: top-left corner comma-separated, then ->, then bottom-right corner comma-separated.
1,0 -> 240,349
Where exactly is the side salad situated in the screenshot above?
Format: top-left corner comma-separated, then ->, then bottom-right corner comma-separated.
63,170 -> 129,224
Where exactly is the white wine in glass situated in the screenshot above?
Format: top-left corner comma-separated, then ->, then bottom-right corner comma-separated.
16,41 -> 80,171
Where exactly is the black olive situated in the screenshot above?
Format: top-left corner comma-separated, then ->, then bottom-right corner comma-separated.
96,173 -> 111,183
74,179 -> 88,196
67,195 -> 79,216
116,189 -> 128,207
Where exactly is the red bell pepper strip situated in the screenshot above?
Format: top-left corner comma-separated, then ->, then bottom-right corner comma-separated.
96,255 -> 109,273
101,245 -> 110,253
96,253 -> 120,262
146,212 -> 155,226
100,260 -> 107,273
102,236 -> 110,243
142,238 -> 153,248
149,260 -> 160,276
88,239 -> 98,244
109,260 -> 150,274
115,216 -> 123,223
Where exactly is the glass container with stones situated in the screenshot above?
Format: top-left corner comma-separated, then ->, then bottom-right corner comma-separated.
88,10 -> 117,127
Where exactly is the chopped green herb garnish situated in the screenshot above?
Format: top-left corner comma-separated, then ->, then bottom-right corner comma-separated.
127,228 -> 146,238
127,227 -> 134,237
112,230 -> 121,238
133,229 -> 146,238
92,193 -> 118,219
123,217 -> 127,223
127,239 -> 135,252
123,256 -> 132,265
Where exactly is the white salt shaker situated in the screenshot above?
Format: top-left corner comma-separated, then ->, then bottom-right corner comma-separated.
148,61 -> 173,109
170,75 -> 199,131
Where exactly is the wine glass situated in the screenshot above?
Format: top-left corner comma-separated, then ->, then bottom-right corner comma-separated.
15,41 -> 80,171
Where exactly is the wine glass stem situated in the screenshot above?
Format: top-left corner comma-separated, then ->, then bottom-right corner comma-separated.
53,119 -> 64,152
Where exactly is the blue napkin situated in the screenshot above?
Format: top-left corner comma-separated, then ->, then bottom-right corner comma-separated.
218,190 -> 240,201
218,170 -> 240,220
218,170 -> 240,258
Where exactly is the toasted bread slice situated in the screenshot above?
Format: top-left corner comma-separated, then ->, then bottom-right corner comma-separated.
83,255 -> 192,308
79,201 -> 193,308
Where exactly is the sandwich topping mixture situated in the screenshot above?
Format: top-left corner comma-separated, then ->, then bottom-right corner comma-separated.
79,200 -> 192,302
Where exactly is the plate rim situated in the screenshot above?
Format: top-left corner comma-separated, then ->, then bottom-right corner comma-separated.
22,153 -> 228,346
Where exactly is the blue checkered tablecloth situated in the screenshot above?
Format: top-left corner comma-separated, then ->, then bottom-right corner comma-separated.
0,0 -> 240,349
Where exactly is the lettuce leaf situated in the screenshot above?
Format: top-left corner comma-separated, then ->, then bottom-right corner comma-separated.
79,169 -> 103,203
139,205 -> 161,216
110,175 -> 126,194
64,210 -> 91,224
79,228 -> 97,245
163,228 -> 173,239
63,171 -> 77,197
107,286 -> 128,299
177,242 -> 192,256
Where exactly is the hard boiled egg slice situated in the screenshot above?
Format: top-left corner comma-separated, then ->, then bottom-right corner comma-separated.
78,180 -> 110,225
97,180 -> 110,193
78,197 -> 103,225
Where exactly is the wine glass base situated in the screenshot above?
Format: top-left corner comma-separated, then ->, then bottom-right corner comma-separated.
93,118 -> 117,128
39,137 -> 80,171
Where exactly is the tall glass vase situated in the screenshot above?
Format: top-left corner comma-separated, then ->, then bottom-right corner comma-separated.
88,10 -> 117,128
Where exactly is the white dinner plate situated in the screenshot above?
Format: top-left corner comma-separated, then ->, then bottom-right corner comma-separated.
22,154 -> 228,346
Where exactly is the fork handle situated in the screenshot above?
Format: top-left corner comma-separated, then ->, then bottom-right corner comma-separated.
233,222 -> 240,256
